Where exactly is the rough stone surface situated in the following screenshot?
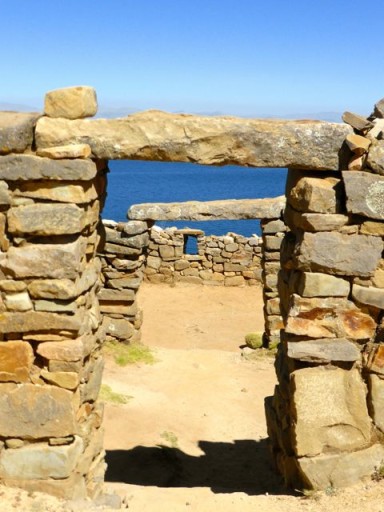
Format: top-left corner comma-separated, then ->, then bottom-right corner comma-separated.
1,241 -> 82,279
288,176 -> 340,213
0,112 -> 40,155
12,180 -> 98,204
286,295 -> 376,340
284,205 -> 349,232
40,369 -> 79,390
352,284 -> 384,309
298,444 -> 384,490
291,367 -> 372,457
297,272 -> 350,297
343,171 -> 384,220
37,339 -> 84,362
128,197 -> 286,221
342,111 -> 373,131
369,374 -> 384,432
0,436 -> 83,479
36,143 -> 92,159
7,203 -> 86,235
44,86 -> 97,119
0,383 -> 77,438
345,133 -> 371,155
0,311 -> 82,333
367,140 -> 384,175
35,112 -> 352,169
0,341 -> 33,383
287,339 -> 361,363
0,154 -> 97,181
295,232 -> 383,276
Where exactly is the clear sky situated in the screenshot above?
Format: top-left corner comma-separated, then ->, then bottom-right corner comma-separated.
1,0 -> 383,117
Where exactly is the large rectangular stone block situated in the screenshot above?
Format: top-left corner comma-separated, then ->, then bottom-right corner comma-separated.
0,154 -> 96,181
0,310 -> 82,333
7,203 -> 86,236
1,240 -> 83,279
295,232 -> 383,276
343,171 -> 384,220
0,383 -> 77,438
0,341 -> 33,382
291,367 -> 372,457
0,436 -> 83,479
0,112 -> 40,155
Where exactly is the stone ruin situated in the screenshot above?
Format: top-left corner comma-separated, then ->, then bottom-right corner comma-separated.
0,84 -> 384,498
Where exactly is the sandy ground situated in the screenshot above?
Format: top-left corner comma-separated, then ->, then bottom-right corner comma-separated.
2,282 -> 384,510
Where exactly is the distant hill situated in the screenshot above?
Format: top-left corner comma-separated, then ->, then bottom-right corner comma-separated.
0,102 -> 40,112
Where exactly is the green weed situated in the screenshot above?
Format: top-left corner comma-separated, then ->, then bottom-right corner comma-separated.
99,384 -> 132,405
103,340 -> 157,366
159,431 -> 179,449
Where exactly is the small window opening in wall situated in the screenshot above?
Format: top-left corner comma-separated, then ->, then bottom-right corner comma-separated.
184,235 -> 198,255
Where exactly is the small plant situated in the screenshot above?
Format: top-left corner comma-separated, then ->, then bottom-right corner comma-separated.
159,431 -> 179,449
99,384 -> 132,405
244,332 -> 263,349
103,340 -> 157,366
372,460 -> 384,481
297,488 -> 321,501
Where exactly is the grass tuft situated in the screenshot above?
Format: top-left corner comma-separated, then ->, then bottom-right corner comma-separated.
159,431 -> 179,449
244,332 -> 264,349
99,384 -> 132,405
103,340 -> 157,366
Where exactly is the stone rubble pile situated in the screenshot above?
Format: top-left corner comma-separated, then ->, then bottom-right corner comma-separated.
144,226 -> 262,286
266,97 -> 384,490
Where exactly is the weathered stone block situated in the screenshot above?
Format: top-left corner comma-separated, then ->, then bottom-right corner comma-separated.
36,143 -> 91,159
297,272 -> 350,297
367,139 -> 384,175
295,232 -> 383,276
37,339 -> 84,362
284,205 -> 348,232
36,113 -> 351,169
98,288 -> 135,302
345,133 -> 371,155
287,339 -> 360,363
4,291 -> 33,311
291,367 -> 372,457
288,176 -> 340,213
0,311 -> 82,333
103,317 -> 134,340
369,374 -> 384,432
7,203 -> 86,236
297,444 -> 384,490
0,383 -> 77,438
12,180 -> 98,204
44,86 -> 97,119
0,154 -> 97,181
0,341 -> 33,383
159,245 -> 175,259
104,243 -> 141,256
1,240 -> 83,279
286,295 -> 376,340
352,284 -> 384,309
343,171 -> 384,220
0,436 -> 83,479
0,112 -> 40,155
40,369 -> 79,390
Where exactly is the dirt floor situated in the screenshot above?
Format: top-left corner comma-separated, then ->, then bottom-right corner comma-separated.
2,282 -> 384,510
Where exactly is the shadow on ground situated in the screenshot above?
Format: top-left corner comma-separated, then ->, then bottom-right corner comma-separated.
105,438 -> 292,496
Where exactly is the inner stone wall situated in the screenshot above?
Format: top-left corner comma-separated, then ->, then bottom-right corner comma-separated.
144,226 -> 263,286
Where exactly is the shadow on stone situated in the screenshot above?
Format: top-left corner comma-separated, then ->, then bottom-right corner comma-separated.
105,438 -> 293,496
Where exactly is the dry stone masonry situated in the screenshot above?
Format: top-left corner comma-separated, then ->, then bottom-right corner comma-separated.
144,226 -> 263,286
1,84 -> 383,499
265,98 -> 384,490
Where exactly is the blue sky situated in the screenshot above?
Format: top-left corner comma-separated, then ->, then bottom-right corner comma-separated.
1,0 -> 383,117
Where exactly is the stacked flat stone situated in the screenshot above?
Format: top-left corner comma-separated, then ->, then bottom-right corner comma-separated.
99,220 -> 150,343
0,87 -> 108,500
265,98 -> 384,490
260,218 -> 287,347
144,226 -> 262,286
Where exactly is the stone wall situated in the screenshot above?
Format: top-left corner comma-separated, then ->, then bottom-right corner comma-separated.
144,226 -> 263,286
265,103 -> 384,490
0,88 -> 108,500
99,219 -> 150,344
1,84 -> 383,499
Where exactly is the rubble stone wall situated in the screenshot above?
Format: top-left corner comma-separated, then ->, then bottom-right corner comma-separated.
1,84 -> 384,499
265,104 -> 384,490
144,226 -> 263,286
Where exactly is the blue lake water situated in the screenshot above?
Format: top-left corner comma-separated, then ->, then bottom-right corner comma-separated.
103,160 -> 287,236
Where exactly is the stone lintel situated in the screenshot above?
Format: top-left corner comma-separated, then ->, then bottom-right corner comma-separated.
35,111 -> 351,169
128,196 -> 286,221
